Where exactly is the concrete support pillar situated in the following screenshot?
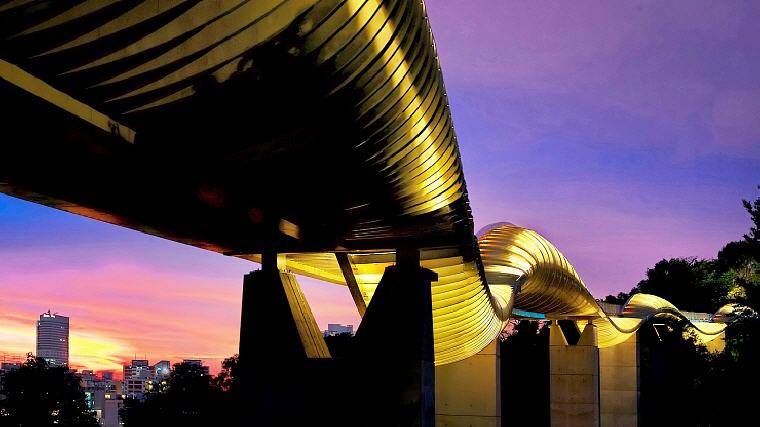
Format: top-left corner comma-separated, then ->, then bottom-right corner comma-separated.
435,340 -> 501,427
550,321 -> 600,427
352,248 -> 437,426
599,333 -> 639,427
238,264 -> 330,423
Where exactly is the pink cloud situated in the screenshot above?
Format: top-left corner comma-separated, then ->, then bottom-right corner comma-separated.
0,259 -> 359,375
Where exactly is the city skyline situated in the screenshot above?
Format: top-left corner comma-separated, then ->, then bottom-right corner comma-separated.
1,0 -> 759,374
2,311 -> 215,381
0,307 -> 354,376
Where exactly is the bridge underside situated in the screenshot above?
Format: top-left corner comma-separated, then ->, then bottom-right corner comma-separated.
1,0 -> 476,257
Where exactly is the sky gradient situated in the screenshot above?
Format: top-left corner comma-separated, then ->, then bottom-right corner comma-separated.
1,0 -> 759,375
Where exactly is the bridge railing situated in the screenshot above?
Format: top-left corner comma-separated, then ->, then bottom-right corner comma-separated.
596,300 -> 712,322
680,311 -> 712,322
597,302 -> 623,316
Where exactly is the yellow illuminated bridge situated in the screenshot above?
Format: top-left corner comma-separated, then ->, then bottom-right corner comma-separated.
0,0 -> 726,365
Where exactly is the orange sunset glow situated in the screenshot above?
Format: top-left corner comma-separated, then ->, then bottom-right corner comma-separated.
0,211 -> 361,377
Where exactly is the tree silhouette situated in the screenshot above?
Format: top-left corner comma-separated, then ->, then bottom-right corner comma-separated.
742,185 -> 760,245
121,359 -> 248,427
500,320 -> 550,426
212,354 -> 240,393
121,361 -> 216,427
0,354 -> 99,427
604,188 -> 760,310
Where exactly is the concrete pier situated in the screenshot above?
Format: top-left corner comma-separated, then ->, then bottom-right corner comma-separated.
599,333 -> 639,427
435,340 -> 501,427
238,264 -> 331,423
351,248 -> 438,426
550,321 -> 600,427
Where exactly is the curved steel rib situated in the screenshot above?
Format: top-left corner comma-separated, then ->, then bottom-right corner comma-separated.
478,223 -> 727,348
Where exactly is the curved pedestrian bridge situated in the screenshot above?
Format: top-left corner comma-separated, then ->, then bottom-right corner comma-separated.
0,0 -> 728,367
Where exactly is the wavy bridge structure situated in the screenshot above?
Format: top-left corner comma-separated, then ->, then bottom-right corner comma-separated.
0,1 -> 730,425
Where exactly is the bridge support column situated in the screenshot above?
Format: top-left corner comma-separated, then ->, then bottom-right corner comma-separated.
550,321 -> 600,427
435,339 -> 501,427
238,256 -> 331,423
352,247 -> 437,426
599,333 -> 639,427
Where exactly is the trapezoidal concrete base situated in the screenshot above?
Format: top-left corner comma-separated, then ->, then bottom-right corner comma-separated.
350,256 -> 438,427
550,321 -> 600,427
435,339 -> 501,427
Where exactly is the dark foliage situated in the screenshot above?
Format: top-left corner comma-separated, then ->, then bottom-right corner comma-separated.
603,291 -> 638,304
742,186 -> 760,245
120,357 -> 246,427
500,320 -> 550,427
323,332 -> 353,359
698,316 -> 760,425
639,258 -> 733,312
639,320 -> 711,425
604,189 -> 760,311
639,315 -> 760,426
212,354 -> 240,393
0,354 -> 99,427
607,188 -> 760,426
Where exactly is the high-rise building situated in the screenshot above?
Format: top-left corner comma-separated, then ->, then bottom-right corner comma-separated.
36,311 -> 69,366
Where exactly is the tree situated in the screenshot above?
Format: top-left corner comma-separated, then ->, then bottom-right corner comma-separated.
616,189 -> 760,424
633,257 -> 731,312
604,189 -> 760,310
716,240 -> 756,271
500,320 -> 550,426
121,361 -> 215,427
121,359 -> 248,427
716,188 -> 760,308
638,318 -> 712,426
682,315 -> 760,425
323,332 -> 353,359
742,185 -> 760,245
603,291 -> 638,305
212,354 -> 240,393
0,354 -> 99,427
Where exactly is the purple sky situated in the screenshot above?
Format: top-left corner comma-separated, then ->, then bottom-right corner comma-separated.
426,0 -> 759,294
1,0 -> 758,372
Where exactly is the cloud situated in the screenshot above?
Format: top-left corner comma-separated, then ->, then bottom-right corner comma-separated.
0,257 -> 359,376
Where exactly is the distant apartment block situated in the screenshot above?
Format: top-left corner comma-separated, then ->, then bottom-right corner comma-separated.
323,323 -> 354,336
123,359 -> 209,400
153,360 -> 171,381
0,362 -> 21,397
182,359 -> 210,376
123,359 -> 155,399
78,370 -> 122,427
36,311 -> 69,366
